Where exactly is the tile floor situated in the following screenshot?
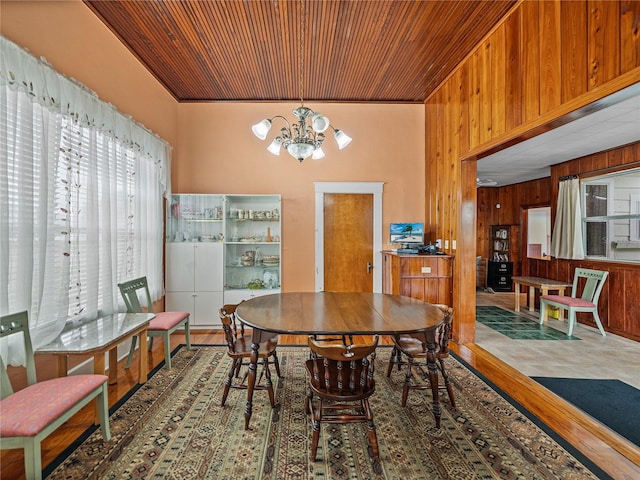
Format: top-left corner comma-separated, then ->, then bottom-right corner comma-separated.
475,291 -> 640,389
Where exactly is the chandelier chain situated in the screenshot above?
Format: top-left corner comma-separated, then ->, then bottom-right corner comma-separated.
299,0 -> 305,106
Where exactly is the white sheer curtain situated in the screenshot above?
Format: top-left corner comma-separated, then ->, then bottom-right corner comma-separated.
0,36 -> 170,365
550,177 -> 585,260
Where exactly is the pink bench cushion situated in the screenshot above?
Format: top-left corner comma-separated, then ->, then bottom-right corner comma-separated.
0,374 -> 108,437
541,295 -> 595,308
149,311 -> 189,331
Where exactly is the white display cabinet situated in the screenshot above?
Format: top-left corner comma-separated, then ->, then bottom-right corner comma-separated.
165,194 -> 225,328
167,194 -> 224,243
164,193 -> 281,327
224,194 -> 281,303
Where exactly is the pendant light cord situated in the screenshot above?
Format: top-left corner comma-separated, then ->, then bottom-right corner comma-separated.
299,0 -> 305,106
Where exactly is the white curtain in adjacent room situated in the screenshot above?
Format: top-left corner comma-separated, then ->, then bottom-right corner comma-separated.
550,178 -> 584,260
0,36 -> 170,365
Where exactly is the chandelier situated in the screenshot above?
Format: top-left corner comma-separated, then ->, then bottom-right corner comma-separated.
251,0 -> 351,162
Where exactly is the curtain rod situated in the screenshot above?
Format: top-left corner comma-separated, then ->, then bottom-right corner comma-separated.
560,160 -> 640,182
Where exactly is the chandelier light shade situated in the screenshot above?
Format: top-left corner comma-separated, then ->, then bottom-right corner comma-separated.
251,0 -> 352,163
252,107 -> 351,162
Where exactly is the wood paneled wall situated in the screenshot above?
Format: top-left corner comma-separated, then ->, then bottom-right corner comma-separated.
424,0 -> 640,344
477,176 -> 552,278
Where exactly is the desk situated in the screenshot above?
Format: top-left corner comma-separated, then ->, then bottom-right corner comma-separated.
236,292 -> 445,430
512,276 -> 572,320
37,312 -> 154,385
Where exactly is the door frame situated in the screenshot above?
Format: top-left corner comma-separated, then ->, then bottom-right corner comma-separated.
314,182 -> 384,292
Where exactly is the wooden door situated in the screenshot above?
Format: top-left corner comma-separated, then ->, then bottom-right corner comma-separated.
323,193 -> 373,292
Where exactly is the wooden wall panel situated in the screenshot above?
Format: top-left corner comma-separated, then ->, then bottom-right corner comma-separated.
588,0 -> 621,88
539,0 -> 562,114
491,23 -> 507,138
620,0 -> 640,73
521,1 -> 541,122
468,50 -> 481,149
426,0 -> 640,342
504,11 -> 523,130
561,0 -> 588,102
479,39 -> 493,144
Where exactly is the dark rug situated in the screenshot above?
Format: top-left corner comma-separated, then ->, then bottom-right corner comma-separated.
531,376 -> 640,448
476,305 -> 580,340
45,346 -> 607,479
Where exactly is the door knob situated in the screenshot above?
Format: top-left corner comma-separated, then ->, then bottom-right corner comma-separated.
367,262 -> 373,274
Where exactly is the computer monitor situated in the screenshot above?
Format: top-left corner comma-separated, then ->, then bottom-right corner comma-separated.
390,222 -> 424,245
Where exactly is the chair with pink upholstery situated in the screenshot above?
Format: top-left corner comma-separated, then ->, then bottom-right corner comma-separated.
118,276 -> 191,370
539,268 -> 608,336
0,311 -> 111,480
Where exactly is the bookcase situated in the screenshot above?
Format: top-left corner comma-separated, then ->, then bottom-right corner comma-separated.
488,225 -> 514,291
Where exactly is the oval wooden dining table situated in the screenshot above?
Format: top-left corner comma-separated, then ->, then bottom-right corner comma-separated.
236,291 -> 446,430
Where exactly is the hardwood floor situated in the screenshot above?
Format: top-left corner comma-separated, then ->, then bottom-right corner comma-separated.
2,311 -> 639,479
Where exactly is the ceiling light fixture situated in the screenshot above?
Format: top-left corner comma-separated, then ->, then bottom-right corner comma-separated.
251,0 -> 351,162
476,178 -> 498,187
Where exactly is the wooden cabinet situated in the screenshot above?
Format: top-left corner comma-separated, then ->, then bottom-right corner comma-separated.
382,252 -> 453,305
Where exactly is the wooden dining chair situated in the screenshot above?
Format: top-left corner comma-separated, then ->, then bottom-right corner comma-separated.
118,276 -> 191,370
539,268 -> 609,336
0,311 -> 111,480
305,335 -> 380,465
219,303 -> 281,408
385,304 -> 456,408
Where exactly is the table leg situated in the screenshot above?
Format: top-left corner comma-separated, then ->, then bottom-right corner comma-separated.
139,330 -> 148,384
245,341 -> 259,430
425,337 -> 441,429
528,286 -> 535,312
56,356 -> 68,377
108,349 -> 118,384
540,287 -> 549,322
93,352 -> 106,377
514,282 -> 521,312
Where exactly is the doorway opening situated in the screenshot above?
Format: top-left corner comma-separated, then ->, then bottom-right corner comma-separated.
525,206 -> 551,260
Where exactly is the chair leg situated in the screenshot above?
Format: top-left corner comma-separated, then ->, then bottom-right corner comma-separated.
24,439 -> 42,480
402,359 -> 413,407
539,299 -> 547,325
125,334 -> 138,369
263,358 -> 275,407
363,398 -> 380,463
592,310 -> 607,337
98,383 -> 112,441
439,358 -> 456,408
305,386 -> 313,415
567,310 -> 577,337
272,351 -> 282,378
221,358 -> 240,406
184,319 -> 192,349
163,333 -> 172,370
386,346 -> 401,377
310,399 -> 322,461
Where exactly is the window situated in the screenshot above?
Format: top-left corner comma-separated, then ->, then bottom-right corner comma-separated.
581,168 -> 640,263
1,36 -> 169,361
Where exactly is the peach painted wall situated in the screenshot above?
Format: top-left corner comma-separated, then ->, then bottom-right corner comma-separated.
0,0 -> 178,147
177,102 -> 425,291
2,1 -> 426,294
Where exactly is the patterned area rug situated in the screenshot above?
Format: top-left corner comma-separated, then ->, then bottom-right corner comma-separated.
46,346 -> 605,479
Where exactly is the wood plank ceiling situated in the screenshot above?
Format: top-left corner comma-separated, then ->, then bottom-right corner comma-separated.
85,0 -> 516,103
